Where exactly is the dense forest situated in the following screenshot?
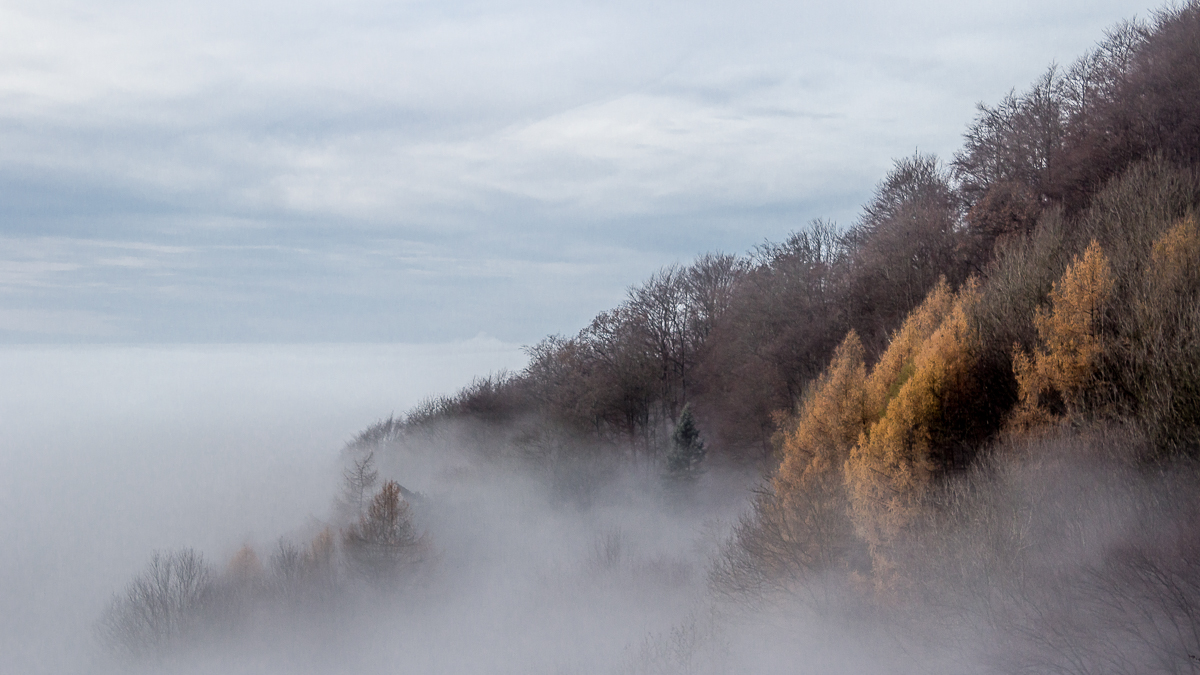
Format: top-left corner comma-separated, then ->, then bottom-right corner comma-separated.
100,3 -> 1200,673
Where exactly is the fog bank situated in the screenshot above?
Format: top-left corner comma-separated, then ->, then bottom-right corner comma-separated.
0,340 -> 525,673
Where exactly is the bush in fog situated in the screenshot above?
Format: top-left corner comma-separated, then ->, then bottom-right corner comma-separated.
915,435 -> 1200,675
620,613 -> 726,675
272,527 -> 338,602
96,548 -> 213,658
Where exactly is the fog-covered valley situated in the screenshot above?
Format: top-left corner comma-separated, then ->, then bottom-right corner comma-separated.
0,343 -> 1013,675
11,344 -> 1198,675
0,341 -> 525,672
0,343 -> 820,674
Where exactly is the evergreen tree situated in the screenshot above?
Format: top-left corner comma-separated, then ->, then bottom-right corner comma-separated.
665,405 -> 706,480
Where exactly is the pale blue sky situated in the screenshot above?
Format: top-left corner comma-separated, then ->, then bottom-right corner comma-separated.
0,0 -> 1154,343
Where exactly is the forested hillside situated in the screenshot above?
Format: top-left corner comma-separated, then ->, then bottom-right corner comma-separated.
99,4 -> 1200,673
372,1 -> 1200,465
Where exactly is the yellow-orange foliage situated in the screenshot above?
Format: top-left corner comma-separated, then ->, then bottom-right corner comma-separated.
1013,240 -> 1113,423
845,279 -> 981,589
228,544 -> 263,582
769,331 -> 868,572
1126,215 -> 1200,449
864,278 -> 957,418
1149,215 -> 1200,292
775,330 -> 868,491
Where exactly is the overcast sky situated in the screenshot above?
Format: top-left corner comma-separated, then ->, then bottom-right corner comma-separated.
0,0 -> 1154,344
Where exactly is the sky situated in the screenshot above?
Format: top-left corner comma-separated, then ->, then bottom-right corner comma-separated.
0,0 -> 1157,344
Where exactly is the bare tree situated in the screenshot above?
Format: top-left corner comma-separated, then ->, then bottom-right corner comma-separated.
847,154 -> 962,355
626,265 -> 693,423
96,549 -> 213,658
692,221 -> 848,456
684,252 -> 746,344
337,451 -> 378,521
954,69 -> 1067,208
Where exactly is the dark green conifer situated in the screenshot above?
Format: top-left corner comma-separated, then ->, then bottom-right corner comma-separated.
665,404 -> 706,480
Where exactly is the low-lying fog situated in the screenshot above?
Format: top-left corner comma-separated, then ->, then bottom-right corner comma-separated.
10,342 -> 1183,675
2,341 -> 908,675
0,340 -> 527,673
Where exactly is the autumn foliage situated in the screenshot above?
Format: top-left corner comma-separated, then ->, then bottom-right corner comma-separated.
1011,240 -> 1114,427
764,331 -> 869,577
844,281 -> 981,588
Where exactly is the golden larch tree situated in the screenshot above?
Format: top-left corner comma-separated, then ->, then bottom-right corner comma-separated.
768,330 -> 869,574
227,544 -> 263,584
343,480 -> 424,583
1012,239 -> 1113,426
863,278 -> 957,419
1125,215 -> 1200,450
845,280 -> 981,591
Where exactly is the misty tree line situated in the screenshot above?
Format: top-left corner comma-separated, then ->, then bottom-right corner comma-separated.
366,1 -> 1200,468
99,3 -> 1200,671
98,452 -> 428,658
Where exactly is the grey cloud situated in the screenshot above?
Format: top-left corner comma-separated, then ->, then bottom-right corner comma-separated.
0,0 -> 1155,342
